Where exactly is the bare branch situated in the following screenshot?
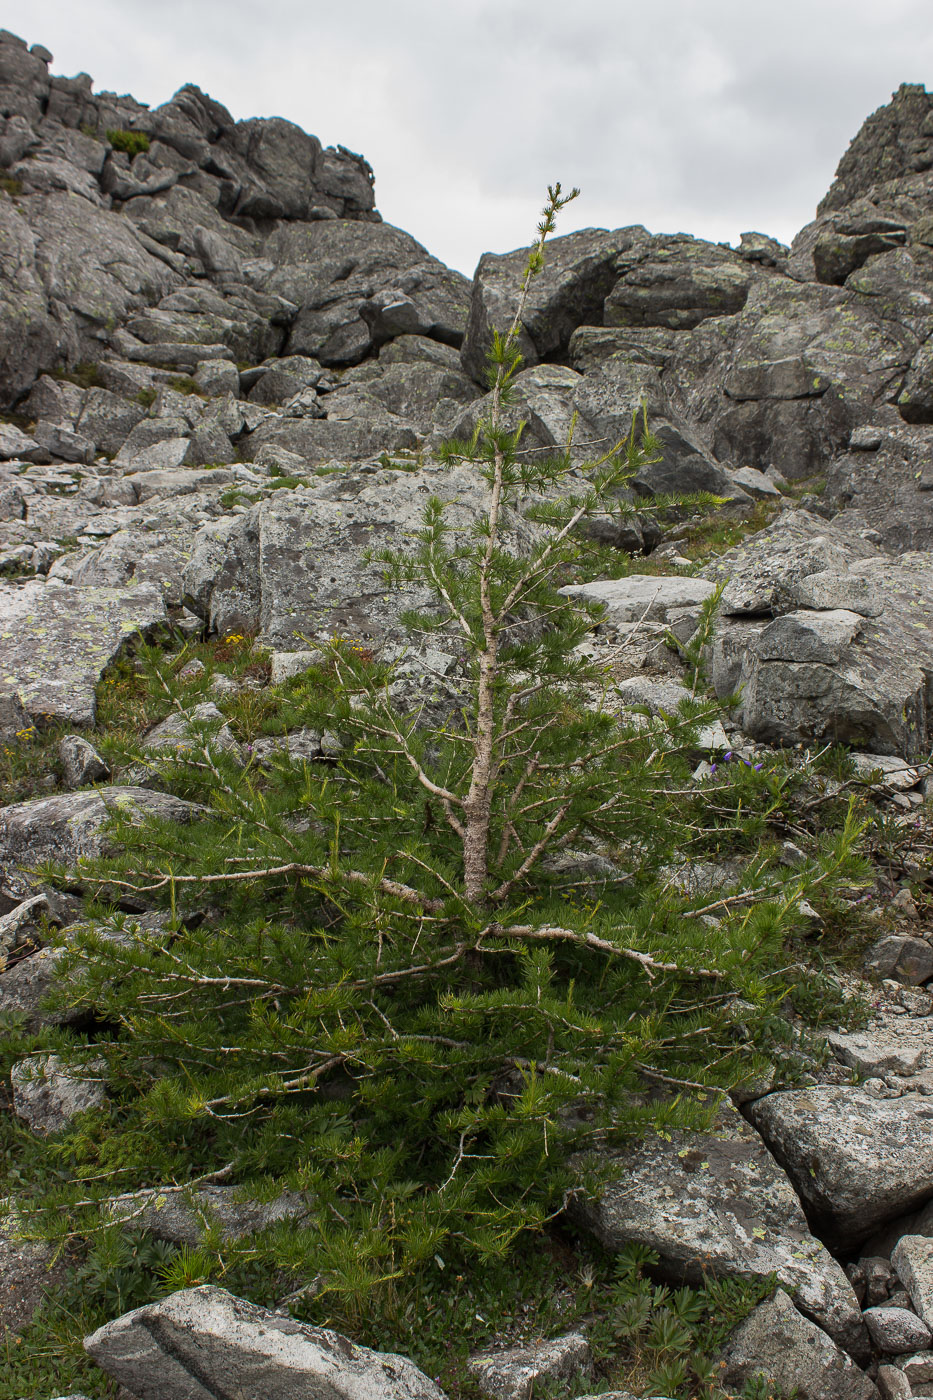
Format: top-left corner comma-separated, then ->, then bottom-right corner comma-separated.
480,921 -> 723,981
113,863 -> 445,913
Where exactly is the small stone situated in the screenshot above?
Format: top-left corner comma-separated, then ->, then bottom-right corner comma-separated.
900,1351 -> 933,1387
898,986 -> 933,1016
876,1364 -> 911,1400
862,1304 -> 932,1352
891,888 -> 920,919
850,426 -> 884,451
892,1235 -> 933,1328
209,673 -> 240,697
827,1032 -> 924,1078
862,1257 -> 897,1307
468,1333 -> 591,1400
250,730 -> 322,767
851,754 -> 922,790
269,650 -> 326,683
177,658 -> 206,682
863,1077 -> 901,1098
866,936 -> 933,985
58,734 -> 110,789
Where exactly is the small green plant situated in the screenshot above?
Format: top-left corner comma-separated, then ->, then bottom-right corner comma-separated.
167,375 -> 204,397
135,387 -> 158,409
53,361 -> 104,391
0,175 -> 23,197
587,1244 -> 778,1396
106,129 -> 150,157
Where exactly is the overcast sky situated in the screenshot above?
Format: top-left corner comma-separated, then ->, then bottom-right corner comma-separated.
20,0 -> 933,274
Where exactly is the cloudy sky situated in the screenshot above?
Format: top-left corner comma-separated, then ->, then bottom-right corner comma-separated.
21,0 -> 933,274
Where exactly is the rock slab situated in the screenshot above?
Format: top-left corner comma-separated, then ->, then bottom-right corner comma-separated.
84,1285 -> 448,1400
0,579 -> 166,727
892,1235 -> 933,1329
716,1288 -> 879,1399
747,1087 -> 933,1247
574,1104 -> 865,1356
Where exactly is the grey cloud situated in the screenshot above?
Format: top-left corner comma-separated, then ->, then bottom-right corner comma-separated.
23,0 -> 933,271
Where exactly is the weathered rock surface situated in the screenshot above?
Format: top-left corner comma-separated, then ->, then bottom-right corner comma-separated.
84,1285 -> 448,1400
0,913 -> 164,1029
560,575 -> 718,627
702,512 -> 933,755
574,1104 -> 867,1355
0,579 -> 166,726
105,1185 -> 308,1244
892,1235 -> 933,1329
184,461 -> 541,645
716,1288 -> 879,1399
0,1209 -> 69,1336
747,1087 -> 933,1247
11,1051 -> 105,1134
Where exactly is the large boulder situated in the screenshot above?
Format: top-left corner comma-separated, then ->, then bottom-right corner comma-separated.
184,461 -> 540,646
574,1103 -> 866,1356
0,578 -> 167,727
746,1087 -> 933,1249
825,424 -> 933,553
243,401 -> 420,465
700,511 -> 933,756
84,1285 -> 447,1400
676,276 -> 916,479
604,235 -> 753,330
0,786 -> 202,874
